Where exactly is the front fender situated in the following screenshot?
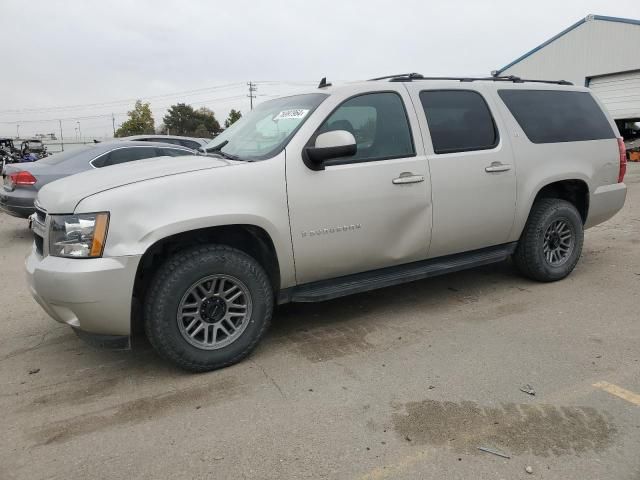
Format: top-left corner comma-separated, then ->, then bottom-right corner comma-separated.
75,154 -> 296,287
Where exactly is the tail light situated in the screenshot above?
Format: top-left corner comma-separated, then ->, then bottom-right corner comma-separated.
8,170 -> 37,187
617,137 -> 627,183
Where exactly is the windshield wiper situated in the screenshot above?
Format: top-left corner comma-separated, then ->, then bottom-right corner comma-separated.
203,140 -> 245,161
207,140 -> 228,152
211,150 -> 241,161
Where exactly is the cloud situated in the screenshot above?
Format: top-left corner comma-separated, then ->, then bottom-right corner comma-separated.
1,0 -> 637,137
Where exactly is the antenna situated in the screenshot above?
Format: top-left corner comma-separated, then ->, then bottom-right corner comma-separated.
318,77 -> 332,88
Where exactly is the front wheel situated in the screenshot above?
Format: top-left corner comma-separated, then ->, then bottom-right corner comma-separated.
144,245 -> 273,372
513,198 -> 584,282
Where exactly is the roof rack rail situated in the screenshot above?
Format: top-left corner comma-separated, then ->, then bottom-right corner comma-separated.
368,73 -> 573,86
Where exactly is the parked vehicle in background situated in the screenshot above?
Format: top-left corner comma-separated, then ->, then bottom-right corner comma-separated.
26,74 -> 627,372
1,138 -> 19,173
1,141 -> 195,218
119,134 -> 210,150
20,139 -> 47,158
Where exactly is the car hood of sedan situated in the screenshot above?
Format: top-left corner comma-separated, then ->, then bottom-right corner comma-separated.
37,155 -> 232,213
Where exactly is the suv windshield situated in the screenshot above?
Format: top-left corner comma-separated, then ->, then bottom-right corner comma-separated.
203,93 -> 328,161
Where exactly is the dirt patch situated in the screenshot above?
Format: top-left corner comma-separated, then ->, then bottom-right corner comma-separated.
392,399 -> 616,457
460,302 -> 529,322
32,376 -> 241,446
285,323 -> 378,362
29,377 -> 122,408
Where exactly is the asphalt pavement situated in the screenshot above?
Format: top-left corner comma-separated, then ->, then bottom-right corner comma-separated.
1,164 -> 639,480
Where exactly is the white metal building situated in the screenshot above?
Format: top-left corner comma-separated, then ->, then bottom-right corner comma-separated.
495,15 -> 640,128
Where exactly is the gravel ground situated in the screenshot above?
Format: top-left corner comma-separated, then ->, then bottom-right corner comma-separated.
1,164 -> 639,480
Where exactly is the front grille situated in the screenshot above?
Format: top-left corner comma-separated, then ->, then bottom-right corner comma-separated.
34,234 -> 44,256
33,203 -> 46,256
35,206 -> 46,224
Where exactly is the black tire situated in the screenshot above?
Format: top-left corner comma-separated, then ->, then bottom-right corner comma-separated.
513,198 -> 584,282
144,245 -> 273,372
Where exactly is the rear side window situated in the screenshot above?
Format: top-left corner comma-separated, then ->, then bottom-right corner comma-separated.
162,148 -> 193,157
419,90 -> 499,154
159,138 -> 181,145
317,92 -> 414,164
94,147 -> 159,167
177,140 -> 201,149
498,90 -> 614,143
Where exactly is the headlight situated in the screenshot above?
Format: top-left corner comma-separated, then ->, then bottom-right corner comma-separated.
49,212 -> 110,258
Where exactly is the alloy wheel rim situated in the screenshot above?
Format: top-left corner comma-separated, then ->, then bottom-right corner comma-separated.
543,219 -> 574,267
177,274 -> 252,350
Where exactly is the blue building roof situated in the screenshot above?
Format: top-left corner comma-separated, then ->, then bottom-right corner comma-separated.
496,15 -> 640,75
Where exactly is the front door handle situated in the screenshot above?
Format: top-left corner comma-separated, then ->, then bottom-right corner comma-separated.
485,162 -> 512,173
392,172 -> 425,185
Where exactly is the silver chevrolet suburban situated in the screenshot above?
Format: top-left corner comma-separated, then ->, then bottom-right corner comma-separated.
26,74 -> 627,372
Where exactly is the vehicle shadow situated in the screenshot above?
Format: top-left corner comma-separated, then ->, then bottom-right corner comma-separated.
22,260 -> 524,377
268,260 -> 522,339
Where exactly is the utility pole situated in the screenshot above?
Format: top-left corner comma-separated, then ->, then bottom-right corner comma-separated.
77,121 -> 82,143
59,119 -> 64,152
112,113 -> 116,137
247,81 -> 257,110
16,124 -> 19,139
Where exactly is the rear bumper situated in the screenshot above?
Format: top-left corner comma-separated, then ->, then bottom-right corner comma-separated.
585,183 -> 627,228
25,248 -> 142,337
0,188 -> 36,218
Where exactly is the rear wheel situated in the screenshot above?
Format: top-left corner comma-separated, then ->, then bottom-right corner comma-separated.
513,198 -> 584,282
144,245 -> 273,372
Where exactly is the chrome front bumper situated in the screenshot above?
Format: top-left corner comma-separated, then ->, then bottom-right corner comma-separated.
25,247 -> 142,337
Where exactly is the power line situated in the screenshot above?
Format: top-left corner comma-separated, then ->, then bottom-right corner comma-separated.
0,80 -> 321,115
247,81 -> 257,110
0,94 -> 248,124
0,82 -> 245,114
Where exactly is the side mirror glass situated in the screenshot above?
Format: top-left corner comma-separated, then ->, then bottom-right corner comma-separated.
304,130 -> 356,170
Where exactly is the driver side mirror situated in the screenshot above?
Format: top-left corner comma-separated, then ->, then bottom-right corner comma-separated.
304,130 -> 356,171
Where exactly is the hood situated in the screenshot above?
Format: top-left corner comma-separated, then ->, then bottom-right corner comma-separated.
37,155 -> 232,213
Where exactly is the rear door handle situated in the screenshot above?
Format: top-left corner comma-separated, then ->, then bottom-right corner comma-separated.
393,172 -> 425,185
485,162 -> 512,173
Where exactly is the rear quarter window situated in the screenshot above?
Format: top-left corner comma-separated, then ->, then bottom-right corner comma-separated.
498,90 -> 614,144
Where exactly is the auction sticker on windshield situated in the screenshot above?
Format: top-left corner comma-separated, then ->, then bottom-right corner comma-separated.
273,109 -> 309,121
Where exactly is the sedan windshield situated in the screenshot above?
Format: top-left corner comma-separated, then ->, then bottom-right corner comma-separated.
204,93 -> 327,161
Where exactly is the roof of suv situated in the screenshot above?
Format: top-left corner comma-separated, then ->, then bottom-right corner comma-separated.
305,74 -> 587,99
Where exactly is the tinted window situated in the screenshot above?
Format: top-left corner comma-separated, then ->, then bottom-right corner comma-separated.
95,147 -> 159,167
317,92 -> 414,163
162,148 -> 193,157
159,138 -> 182,145
420,90 -> 498,154
498,90 -> 614,143
178,140 -> 201,149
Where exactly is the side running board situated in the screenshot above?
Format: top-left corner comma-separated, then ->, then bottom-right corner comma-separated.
279,243 -> 517,304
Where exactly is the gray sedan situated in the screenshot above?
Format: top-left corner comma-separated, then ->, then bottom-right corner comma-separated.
0,141 -> 195,218
119,135 -> 211,150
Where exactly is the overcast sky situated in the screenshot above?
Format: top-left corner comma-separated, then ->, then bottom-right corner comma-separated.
1,0 -> 638,138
